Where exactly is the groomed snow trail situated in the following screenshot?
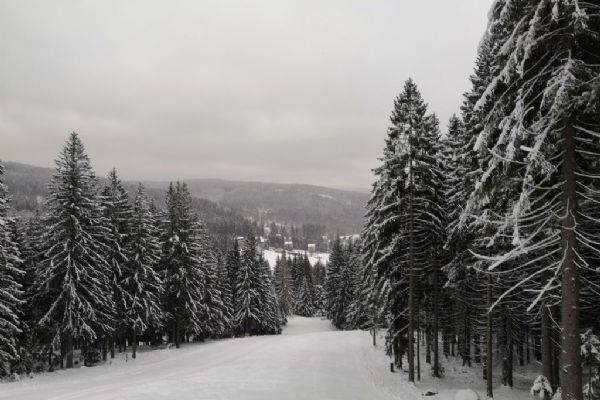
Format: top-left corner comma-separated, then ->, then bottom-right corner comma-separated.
1,317 -> 398,400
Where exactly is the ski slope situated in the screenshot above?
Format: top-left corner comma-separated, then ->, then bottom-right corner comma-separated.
1,317 -> 533,400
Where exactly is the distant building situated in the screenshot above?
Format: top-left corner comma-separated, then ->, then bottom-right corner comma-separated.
307,243 -> 316,254
284,241 -> 293,251
236,236 -> 245,248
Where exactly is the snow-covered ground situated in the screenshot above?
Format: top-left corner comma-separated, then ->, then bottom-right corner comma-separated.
1,317 -> 534,400
263,248 -> 329,269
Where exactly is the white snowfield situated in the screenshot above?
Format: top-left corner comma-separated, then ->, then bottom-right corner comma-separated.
1,317 -> 532,400
263,248 -> 329,269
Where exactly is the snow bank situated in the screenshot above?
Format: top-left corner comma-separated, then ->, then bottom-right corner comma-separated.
455,389 -> 480,400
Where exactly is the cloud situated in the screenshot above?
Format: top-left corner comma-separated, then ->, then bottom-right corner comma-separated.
0,0 -> 492,190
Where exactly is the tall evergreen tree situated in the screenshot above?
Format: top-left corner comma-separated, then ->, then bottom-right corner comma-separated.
225,240 -> 241,334
235,236 -> 262,335
294,275 -> 314,317
126,184 -> 163,359
257,254 -> 281,333
31,133 -> 113,368
360,80 -> 445,380
273,252 -> 293,323
160,182 -> 206,347
0,161 -> 23,376
196,221 -> 231,338
461,2 -> 600,398
101,168 -> 132,355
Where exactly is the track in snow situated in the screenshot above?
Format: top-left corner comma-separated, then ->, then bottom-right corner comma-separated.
1,317 -> 396,400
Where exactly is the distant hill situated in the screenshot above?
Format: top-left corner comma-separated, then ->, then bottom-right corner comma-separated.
3,161 -> 368,236
2,161 -> 257,251
143,179 -> 368,235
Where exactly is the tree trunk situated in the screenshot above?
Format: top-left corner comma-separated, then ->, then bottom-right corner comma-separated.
502,310 -> 513,387
432,260 -> 440,377
486,274 -> 493,398
474,334 -> 481,363
526,325 -> 530,364
110,335 -> 115,359
559,119 -> 582,400
132,328 -> 137,359
541,304 -> 554,388
417,321 -> 421,381
102,336 -> 107,361
518,327 -> 524,367
552,321 -> 561,392
66,333 -> 74,369
60,339 -> 65,369
175,319 -> 180,349
408,169 -> 415,382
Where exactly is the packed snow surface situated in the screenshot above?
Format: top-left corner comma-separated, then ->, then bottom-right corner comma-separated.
1,317 -> 534,400
263,248 -> 329,269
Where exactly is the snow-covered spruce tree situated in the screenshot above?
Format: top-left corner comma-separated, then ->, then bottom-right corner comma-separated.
311,260 -> 326,316
0,161 -> 24,376
32,133 -> 113,368
345,239 -> 370,330
14,213 -> 44,373
324,238 -> 344,325
362,79 -> 445,380
273,252 -> 293,323
6,219 -> 38,374
462,2 -> 600,398
294,274 -> 314,317
335,240 -> 359,329
444,24 -> 512,395
442,113 -> 490,376
346,239 -> 380,331
234,236 -> 262,335
225,240 -> 241,334
293,254 -> 315,317
125,184 -> 163,359
291,253 -> 304,308
215,251 -> 233,337
160,182 -> 206,347
100,168 -> 132,357
196,221 -> 231,338
257,254 -> 280,334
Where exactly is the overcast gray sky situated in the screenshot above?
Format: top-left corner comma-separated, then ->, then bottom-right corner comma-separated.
0,0 -> 492,191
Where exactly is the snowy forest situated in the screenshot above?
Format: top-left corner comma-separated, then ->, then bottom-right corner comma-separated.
1,1 -> 600,400
0,133 -> 286,372
339,2 -> 600,400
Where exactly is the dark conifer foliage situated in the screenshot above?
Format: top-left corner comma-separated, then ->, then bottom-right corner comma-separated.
273,251 -> 293,323
160,182 -> 207,347
101,168 -> 133,356
0,161 -> 24,376
31,133 -> 114,368
126,184 -> 163,358
234,236 -> 281,335
329,2 -> 600,397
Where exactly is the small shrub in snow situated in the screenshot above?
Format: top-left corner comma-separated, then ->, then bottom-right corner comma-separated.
531,376 -> 553,400
551,388 -> 561,400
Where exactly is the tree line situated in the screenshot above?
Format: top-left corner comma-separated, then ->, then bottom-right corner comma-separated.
326,2 -> 600,400
0,133 -> 281,377
273,250 -> 327,321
